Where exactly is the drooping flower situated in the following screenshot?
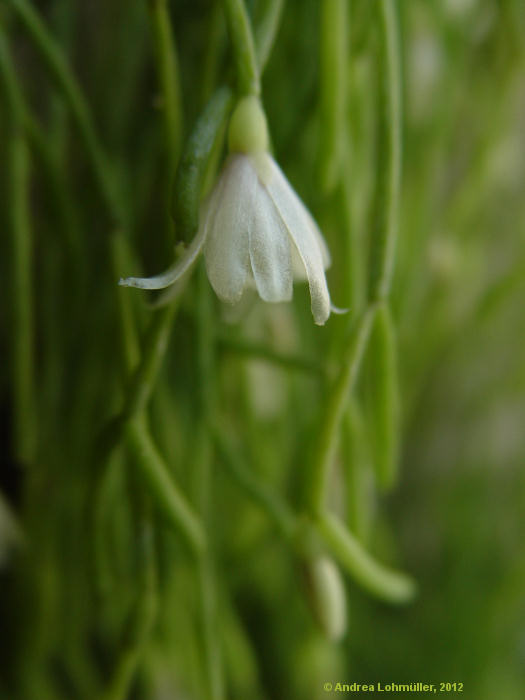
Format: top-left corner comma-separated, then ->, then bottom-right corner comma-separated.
120,96 -> 340,325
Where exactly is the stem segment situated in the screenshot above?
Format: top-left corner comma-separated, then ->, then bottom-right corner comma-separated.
255,0 -> 284,71
149,0 -> 183,168
222,0 -> 260,95
7,0 -> 122,222
368,0 -> 402,302
0,31 -> 37,464
126,419 -> 206,556
172,86 -> 233,243
307,308 -> 376,515
366,303 -> 400,490
215,430 -> 296,539
317,511 -> 416,604
319,0 -> 349,192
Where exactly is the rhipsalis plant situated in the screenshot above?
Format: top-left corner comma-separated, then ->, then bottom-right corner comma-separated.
2,1 -> 524,699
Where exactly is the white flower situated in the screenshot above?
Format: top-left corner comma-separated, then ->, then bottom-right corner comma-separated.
203,150 -> 335,324
120,97 -> 340,326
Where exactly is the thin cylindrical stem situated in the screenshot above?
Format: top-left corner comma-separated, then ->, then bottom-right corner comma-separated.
317,511 -> 416,604
126,419 -> 206,556
98,517 -> 157,700
7,0 -> 140,387
307,308 -> 377,515
368,0 -> 402,302
109,232 -> 141,375
255,0 -> 284,71
124,301 -> 180,418
342,400 -> 372,542
215,430 -> 297,539
222,0 -> 260,95
172,86 -> 233,243
186,271 -> 224,700
7,0 -> 122,223
149,0 -> 183,247
149,0 -> 183,168
365,303 -> 400,490
0,31 -> 37,464
319,0 -> 349,192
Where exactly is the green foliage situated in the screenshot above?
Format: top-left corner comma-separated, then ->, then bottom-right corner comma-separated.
1,1 -> 524,699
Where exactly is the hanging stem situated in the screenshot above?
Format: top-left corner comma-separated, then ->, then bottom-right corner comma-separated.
24,111 -> 80,262
196,554 -> 224,700
149,0 -> 183,168
339,144 -> 363,315
317,511 -> 416,604
304,2 -> 403,515
284,0 -> 409,609
255,0 -> 284,71
109,232 -> 141,375
172,85 -> 233,243
149,0 -> 183,248
0,31 -> 37,464
126,419 -> 206,556
96,85 -> 231,542
6,0 -> 123,223
222,0 -> 260,95
124,301 -> 180,418
365,303 -> 400,490
368,0 -> 402,302
195,269 -> 224,700
342,400 -> 372,542
214,430 -> 297,539
6,0 -> 141,378
306,307 -> 377,515
98,516 -> 157,700
319,0 -> 349,192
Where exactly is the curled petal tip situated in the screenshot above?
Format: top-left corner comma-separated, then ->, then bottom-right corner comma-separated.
117,225 -> 208,292
313,302 -> 347,326
119,276 -> 136,287
331,304 -> 349,315
118,276 -> 156,289
118,276 -> 148,288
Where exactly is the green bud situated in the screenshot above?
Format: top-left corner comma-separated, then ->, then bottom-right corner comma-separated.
228,96 -> 269,154
302,555 -> 348,641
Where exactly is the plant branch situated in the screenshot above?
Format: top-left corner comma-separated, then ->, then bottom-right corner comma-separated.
368,0 -> 402,302
7,0 -> 123,223
222,0 -> 260,95
317,511 -> 416,604
0,30 -> 37,463
307,307 -> 377,515
126,419 -> 206,556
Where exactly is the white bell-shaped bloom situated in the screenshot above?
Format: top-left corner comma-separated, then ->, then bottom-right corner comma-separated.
202,150 -> 333,324
120,97 -> 338,325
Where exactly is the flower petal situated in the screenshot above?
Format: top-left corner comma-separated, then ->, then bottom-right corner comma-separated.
204,155 -> 254,304
119,224 -> 206,289
248,178 -> 293,303
265,157 -> 331,325
313,223 -> 331,269
290,242 -> 309,281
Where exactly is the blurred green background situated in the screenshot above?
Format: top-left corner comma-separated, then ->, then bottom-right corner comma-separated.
1,1 -> 525,699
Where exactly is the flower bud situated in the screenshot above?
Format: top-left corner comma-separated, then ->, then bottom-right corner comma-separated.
302,555 -> 347,641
